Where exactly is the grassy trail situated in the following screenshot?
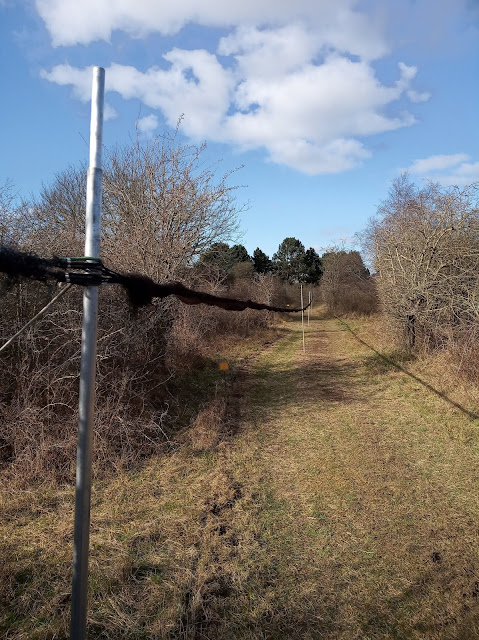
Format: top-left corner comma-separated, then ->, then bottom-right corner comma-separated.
3,311 -> 479,638
179,311 -> 479,639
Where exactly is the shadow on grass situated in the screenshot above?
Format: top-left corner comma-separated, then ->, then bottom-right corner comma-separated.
250,354 -> 361,411
338,317 -> 479,421
174,545 -> 479,640
359,562 -> 479,640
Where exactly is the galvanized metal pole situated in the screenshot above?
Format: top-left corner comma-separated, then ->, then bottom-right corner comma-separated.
301,284 -> 305,354
71,66 -> 105,640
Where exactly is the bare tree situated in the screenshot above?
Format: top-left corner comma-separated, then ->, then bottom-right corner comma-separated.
102,129 -> 243,280
320,247 -> 377,315
28,128 -> 243,280
362,174 -> 479,348
0,128 -> 249,480
0,180 -> 36,248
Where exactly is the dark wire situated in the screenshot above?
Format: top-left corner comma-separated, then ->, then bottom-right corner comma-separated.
0,246 -> 313,313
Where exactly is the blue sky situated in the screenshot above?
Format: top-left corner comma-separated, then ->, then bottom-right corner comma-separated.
1,0 -> 478,258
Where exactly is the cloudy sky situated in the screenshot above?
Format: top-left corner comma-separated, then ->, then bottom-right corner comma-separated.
1,0 -> 478,256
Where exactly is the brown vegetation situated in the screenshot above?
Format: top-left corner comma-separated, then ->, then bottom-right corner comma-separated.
0,132 -> 287,485
3,312 -> 479,638
362,174 -> 479,378
320,247 -> 378,315
4,128 -> 479,637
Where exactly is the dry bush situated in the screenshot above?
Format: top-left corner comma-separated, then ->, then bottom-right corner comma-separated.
362,175 -> 479,373
331,282 -> 378,316
0,181 -> 35,247
320,248 -> 378,315
448,326 -> 479,381
32,128 -> 243,279
0,283 -> 176,484
165,273 -> 279,368
0,286 -> 171,484
0,131 -> 252,484
257,273 -> 294,308
102,135 -> 243,279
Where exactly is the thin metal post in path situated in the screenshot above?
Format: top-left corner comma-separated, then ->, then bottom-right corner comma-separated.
301,284 -> 305,354
71,66 -> 105,640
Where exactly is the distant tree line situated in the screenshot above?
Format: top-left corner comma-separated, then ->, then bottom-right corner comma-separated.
198,236 -> 323,284
319,248 -> 377,315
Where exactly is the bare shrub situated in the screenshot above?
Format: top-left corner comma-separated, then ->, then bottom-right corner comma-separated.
228,261 -> 254,282
0,130 -> 249,483
362,175 -> 479,363
165,273 -> 275,368
0,285 -> 176,484
320,248 -> 378,315
0,181 -> 36,248
447,326 -> 479,381
102,131 -> 243,279
30,128 -> 243,279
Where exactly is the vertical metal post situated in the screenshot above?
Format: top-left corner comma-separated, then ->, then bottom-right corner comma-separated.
301,284 -> 305,354
71,66 -> 105,640
307,290 -> 311,326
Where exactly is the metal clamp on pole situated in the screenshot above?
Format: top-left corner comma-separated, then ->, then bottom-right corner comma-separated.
70,66 -> 105,640
58,257 -> 104,286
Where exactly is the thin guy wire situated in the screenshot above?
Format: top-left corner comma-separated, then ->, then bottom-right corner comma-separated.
0,283 -> 73,354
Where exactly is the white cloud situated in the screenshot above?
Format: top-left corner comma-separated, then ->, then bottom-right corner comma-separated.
439,162 -> 479,186
40,63 -> 92,98
40,51 -> 235,137
266,138 -> 371,175
408,153 -> 470,174
37,1 -> 430,175
218,25 -> 321,77
35,0 -> 388,59
136,114 -> 158,136
452,161 -> 479,179
405,153 -> 479,186
407,89 -> 431,103
42,39 -> 424,174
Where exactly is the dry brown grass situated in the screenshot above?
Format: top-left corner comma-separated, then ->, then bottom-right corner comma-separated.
343,312 -> 479,418
3,308 -> 479,638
